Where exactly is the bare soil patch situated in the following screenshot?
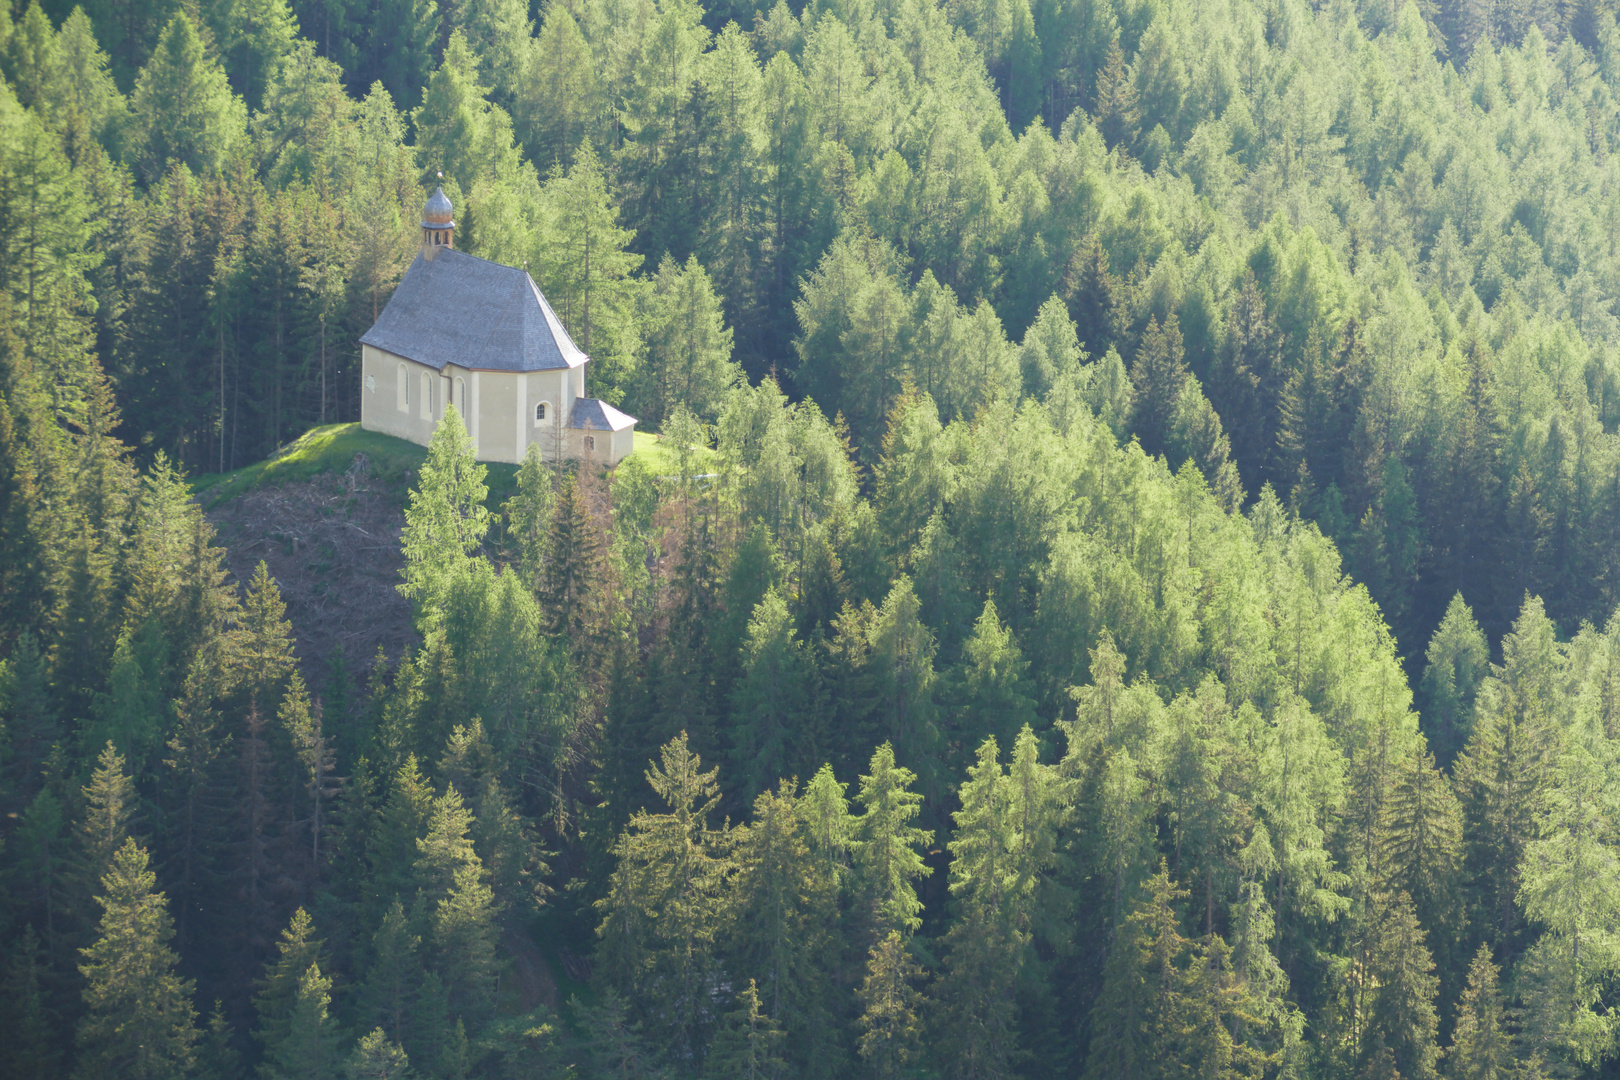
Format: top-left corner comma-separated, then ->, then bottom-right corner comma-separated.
207,453 -> 418,699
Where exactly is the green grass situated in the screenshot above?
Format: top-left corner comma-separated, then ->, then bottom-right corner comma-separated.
629,429 -> 716,476
189,423 -> 425,508
190,422 -> 708,509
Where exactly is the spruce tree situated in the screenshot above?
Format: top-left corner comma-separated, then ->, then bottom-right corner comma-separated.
238,561 -> 297,716
75,741 -> 139,884
0,924 -> 59,1080
541,471 -> 604,642
354,900 -> 421,1049
1420,594 -> 1490,766
1361,891 -> 1441,1080
705,980 -> 787,1080
344,1029 -> 413,1080
264,962 -> 342,1080
1064,234 -> 1122,359
501,444 -> 555,599
728,589 -> 811,804
1130,316 -> 1190,460
1093,37 -> 1140,151
595,732 -> 732,1061
852,742 -> 932,940
856,930 -> 926,1079
1447,943 -> 1514,1080
255,907 -> 326,1054
75,839 -> 199,1080
1379,748 -> 1463,981
868,578 -> 940,783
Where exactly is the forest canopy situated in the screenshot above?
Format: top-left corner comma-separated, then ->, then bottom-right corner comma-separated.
3,0 -> 1620,1077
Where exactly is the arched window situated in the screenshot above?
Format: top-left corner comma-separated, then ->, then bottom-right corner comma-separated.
584,435 -> 596,453
396,363 -> 408,412
420,371 -> 432,419
533,401 -> 551,426
454,377 -> 466,415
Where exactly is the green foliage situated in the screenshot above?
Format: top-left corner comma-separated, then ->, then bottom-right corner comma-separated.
75,839 -> 199,1080
16,1 -> 1620,1077
126,13 -> 246,182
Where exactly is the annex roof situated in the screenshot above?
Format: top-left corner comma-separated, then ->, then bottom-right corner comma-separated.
360,248 -> 586,373
570,398 -> 637,432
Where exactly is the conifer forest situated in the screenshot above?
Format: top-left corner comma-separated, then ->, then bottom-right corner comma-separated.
9,0 -> 1620,1076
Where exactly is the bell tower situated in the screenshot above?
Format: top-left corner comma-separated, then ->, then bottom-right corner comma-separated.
422,176 -> 454,261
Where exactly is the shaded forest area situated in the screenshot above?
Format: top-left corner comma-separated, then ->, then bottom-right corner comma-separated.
5,0 -> 1620,1077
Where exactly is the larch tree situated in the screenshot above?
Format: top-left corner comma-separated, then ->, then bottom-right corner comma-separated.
399,405 -> 490,621
126,13 -> 247,183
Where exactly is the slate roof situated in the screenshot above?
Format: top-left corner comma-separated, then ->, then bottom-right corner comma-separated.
360,248 -> 586,373
570,398 -> 637,432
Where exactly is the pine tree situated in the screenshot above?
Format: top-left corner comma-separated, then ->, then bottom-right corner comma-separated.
75,839 -> 200,1080
856,930 -> 926,1079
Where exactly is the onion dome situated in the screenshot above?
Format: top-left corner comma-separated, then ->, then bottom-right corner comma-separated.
422,186 -> 454,229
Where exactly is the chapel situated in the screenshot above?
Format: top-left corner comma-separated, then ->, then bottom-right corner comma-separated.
359,186 -> 636,464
